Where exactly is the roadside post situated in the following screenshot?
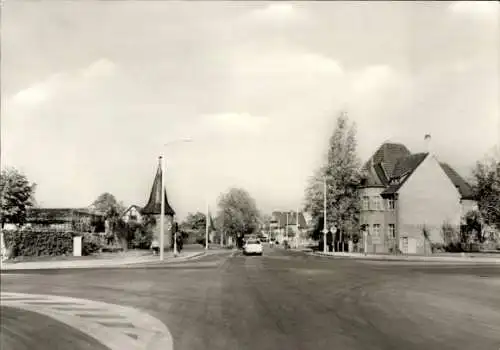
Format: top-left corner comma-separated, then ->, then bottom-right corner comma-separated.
73,235 -> 82,257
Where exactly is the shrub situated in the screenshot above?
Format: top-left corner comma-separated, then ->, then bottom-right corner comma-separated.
82,232 -> 104,256
431,243 -> 445,253
131,228 -> 152,250
3,229 -> 73,257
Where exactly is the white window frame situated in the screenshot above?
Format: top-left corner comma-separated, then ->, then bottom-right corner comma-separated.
388,224 -> 395,238
387,199 -> 395,210
373,224 -> 381,237
362,196 -> 369,210
373,196 -> 382,211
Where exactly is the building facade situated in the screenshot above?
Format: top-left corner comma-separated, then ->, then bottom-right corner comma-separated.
269,211 -> 307,245
360,137 -> 476,254
121,205 -> 144,224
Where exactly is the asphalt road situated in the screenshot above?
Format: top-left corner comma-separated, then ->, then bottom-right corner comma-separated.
1,247 -> 499,350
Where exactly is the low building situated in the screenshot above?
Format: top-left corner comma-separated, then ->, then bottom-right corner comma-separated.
24,208 -> 105,232
121,205 -> 144,224
359,135 -> 477,254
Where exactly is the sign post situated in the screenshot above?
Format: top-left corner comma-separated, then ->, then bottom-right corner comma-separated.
331,226 -> 337,252
322,229 -> 328,253
363,230 -> 368,255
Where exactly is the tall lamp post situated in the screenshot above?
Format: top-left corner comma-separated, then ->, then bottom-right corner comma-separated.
160,138 -> 192,261
323,176 -> 328,253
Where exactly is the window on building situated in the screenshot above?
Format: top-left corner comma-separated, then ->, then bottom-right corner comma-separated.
386,199 -> 394,210
388,224 -> 395,238
362,196 -> 369,210
373,224 -> 381,237
130,215 -> 137,221
373,197 -> 382,210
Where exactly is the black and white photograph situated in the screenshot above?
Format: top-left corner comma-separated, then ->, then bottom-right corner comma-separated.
1,1 -> 499,349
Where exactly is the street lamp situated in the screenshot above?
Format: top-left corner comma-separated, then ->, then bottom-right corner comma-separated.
160,138 -> 192,261
323,175 -> 328,253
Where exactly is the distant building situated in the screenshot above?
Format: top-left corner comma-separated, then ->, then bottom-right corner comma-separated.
24,208 -> 105,232
121,205 -> 144,224
269,210 -> 307,244
359,135 -> 477,254
141,157 -> 176,250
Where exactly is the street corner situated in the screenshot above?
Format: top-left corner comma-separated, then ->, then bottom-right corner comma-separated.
0,292 -> 174,350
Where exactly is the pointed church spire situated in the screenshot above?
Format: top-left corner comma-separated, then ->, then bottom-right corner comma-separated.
142,157 -> 175,216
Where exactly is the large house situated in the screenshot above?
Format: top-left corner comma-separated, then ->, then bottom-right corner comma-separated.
359,135 -> 477,254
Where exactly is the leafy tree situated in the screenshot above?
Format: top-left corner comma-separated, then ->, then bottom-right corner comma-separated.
90,192 -> 125,216
180,211 -> 208,244
472,148 -> 500,231
0,168 -> 37,228
304,111 -> 362,241
463,210 -> 484,243
216,188 -> 260,246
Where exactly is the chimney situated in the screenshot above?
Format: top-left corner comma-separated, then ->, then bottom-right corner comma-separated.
424,134 -> 432,154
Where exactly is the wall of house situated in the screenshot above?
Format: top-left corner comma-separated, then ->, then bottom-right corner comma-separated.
359,187 -> 396,253
398,155 -> 462,254
122,207 -> 143,224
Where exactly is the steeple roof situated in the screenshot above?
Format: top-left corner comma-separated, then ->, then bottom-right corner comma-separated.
142,158 -> 175,216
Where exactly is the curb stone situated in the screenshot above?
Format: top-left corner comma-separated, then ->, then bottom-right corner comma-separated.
0,251 -> 206,271
0,292 -> 173,350
309,252 -> 500,264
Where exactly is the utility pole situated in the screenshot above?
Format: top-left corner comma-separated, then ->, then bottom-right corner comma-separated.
286,212 -> 289,243
323,176 -> 328,253
205,202 -> 209,251
296,206 -> 300,248
160,156 -> 166,261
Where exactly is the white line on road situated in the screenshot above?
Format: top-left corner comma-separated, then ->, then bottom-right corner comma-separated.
0,292 -> 173,350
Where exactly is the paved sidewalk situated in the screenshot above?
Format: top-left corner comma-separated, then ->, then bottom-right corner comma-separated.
1,292 -> 173,350
0,251 -> 206,271
309,251 -> 500,264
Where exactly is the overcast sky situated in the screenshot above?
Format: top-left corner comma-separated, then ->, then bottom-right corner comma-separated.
2,1 -> 499,219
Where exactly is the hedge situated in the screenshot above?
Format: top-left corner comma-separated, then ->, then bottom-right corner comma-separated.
3,230 -> 104,258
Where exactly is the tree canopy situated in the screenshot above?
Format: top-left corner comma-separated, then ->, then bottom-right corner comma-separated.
216,188 -> 260,239
0,168 -> 37,227
472,148 -> 500,231
90,192 -> 125,217
304,111 -> 362,239
180,211 -> 207,238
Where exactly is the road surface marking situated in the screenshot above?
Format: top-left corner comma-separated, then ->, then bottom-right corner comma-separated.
0,292 -> 173,350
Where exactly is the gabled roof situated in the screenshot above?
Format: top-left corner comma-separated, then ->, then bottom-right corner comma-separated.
364,141 -> 476,200
142,160 -> 175,216
439,163 -> 475,200
121,205 -> 143,217
381,153 -> 428,196
361,143 -> 412,187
